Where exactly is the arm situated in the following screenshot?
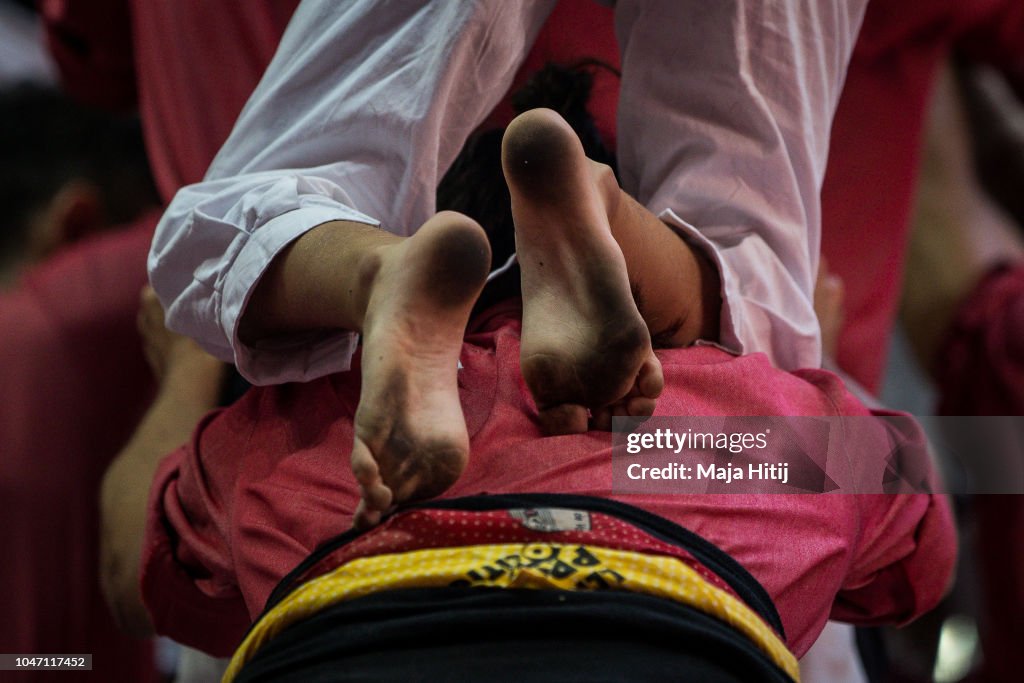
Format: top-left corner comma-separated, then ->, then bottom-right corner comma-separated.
614,0 -> 869,370
902,65 -> 1024,373
150,0 -> 556,385
100,287 -> 224,634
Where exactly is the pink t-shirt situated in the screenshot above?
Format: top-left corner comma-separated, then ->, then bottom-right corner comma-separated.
142,305 -> 955,658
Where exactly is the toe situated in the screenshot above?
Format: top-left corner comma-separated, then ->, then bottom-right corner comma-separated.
626,396 -> 657,417
637,354 -> 664,399
591,406 -> 613,431
591,394 -> 655,432
351,437 -> 380,485
353,500 -> 384,530
361,480 -> 393,513
351,437 -> 393,511
537,403 -> 589,435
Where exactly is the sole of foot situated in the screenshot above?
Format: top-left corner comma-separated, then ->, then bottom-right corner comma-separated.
502,108 -> 663,435
351,211 -> 491,527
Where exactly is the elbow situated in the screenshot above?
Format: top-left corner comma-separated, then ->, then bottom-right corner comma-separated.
99,550 -> 155,637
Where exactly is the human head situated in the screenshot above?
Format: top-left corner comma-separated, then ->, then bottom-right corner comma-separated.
0,83 -> 158,281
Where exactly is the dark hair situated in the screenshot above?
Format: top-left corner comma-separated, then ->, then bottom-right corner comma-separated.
0,83 -> 158,260
436,61 -> 617,313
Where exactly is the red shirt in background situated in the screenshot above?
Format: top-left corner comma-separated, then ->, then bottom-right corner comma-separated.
0,218 -> 157,683
4,2 -> 299,679
821,0 -> 1024,392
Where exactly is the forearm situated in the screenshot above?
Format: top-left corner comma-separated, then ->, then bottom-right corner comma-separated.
604,183 -> 720,346
99,353 -> 224,635
614,0 -> 869,370
151,1 -> 553,384
238,220 -> 401,343
150,177 -> 380,381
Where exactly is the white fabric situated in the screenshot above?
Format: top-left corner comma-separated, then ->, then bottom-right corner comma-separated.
0,1 -> 57,85
150,0 -> 866,384
799,621 -> 869,683
174,645 -> 229,683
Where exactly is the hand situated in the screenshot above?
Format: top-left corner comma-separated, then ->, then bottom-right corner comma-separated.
137,286 -> 225,396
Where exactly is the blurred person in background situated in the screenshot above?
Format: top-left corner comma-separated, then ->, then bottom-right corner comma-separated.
899,63 -> 1024,683
0,82 -> 160,683
0,1 -> 301,679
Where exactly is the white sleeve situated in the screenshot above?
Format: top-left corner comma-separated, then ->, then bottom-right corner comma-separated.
149,0 -> 556,385
615,0 -> 868,371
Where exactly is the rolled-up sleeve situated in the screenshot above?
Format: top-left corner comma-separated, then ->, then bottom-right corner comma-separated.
149,0 -> 555,384
150,174 -> 378,383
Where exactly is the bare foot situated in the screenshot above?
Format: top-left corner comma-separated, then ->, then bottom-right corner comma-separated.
502,108 -> 663,434
351,211 -> 491,527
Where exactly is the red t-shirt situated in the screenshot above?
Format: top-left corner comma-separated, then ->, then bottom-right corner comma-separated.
0,217 -> 158,683
821,0 -> 1024,391
42,0 -> 301,202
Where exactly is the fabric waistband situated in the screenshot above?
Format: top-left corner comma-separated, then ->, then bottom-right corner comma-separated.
224,540 -> 798,681
225,494 -> 797,682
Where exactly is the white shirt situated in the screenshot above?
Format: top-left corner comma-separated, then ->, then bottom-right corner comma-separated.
150,0 -> 866,384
